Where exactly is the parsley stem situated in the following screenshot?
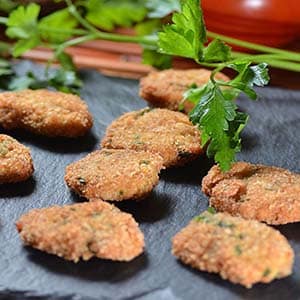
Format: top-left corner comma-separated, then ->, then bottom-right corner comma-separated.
207,31 -> 300,61
94,32 -> 157,46
38,26 -> 88,36
210,64 -> 227,83
56,34 -> 97,53
65,0 -> 157,46
65,0 -> 99,34
232,52 -> 300,72
232,52 -> 300,62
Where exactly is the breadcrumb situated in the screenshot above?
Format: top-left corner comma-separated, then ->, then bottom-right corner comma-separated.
101,108 -> 203,167
172,211 -> 294,288
202,162 -> 300,224
139,68 -> 229,113
16,201 -> 145,262
0,89 -> 93,137
0,134 -> 34,183
65,149 -> 164,201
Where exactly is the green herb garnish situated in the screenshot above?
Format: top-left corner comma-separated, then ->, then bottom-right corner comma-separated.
263,268 -> 271,277
234,245 -> 242,256
207,207 -> 216,214
217,221 -> 235,229
0,142 -> 8,156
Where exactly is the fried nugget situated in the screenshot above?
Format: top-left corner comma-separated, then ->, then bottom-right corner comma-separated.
202,162 -> 300,225
0,134 -> 34,183
101,108 -> 203,167
16,201 -> 144,262
0,89 -> 93,137
172,211 -> 294,288
139,69 -> 229,113
65,149 -> 164,201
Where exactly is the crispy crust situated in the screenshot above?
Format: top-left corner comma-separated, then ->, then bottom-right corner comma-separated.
0,134 -> 34,183
65,149 -> 164,201
16,201 -> 145,262
101,108 -> 203,167
139,68 -> 229,113
202,162 -> 300,225
172,212 -> 294,288
0,89 -> 93,137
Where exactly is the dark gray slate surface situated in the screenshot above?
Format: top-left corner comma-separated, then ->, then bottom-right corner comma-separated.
0,61 -> 299,300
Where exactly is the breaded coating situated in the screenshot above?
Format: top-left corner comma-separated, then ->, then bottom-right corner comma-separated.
172,211 -> 294,288
16,201 -> 144,262
139,69 -> 229,113
101,108 -> 203,167
0,134 -> 34,183
202,162 -> 300,225
65,149 -> 164,201
0,89 -> 93,137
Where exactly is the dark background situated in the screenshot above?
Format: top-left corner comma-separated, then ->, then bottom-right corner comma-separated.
0,61 -> 299,300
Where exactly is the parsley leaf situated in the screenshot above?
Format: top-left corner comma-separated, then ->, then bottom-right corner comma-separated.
7,67 -> 82,95
48,69 -> 82,94
0,59 -> 13,76
220,62 -> 270,100
39,8 -> 78,44
56,51 -> 76,71
187,63 -> 269,170
203,39 -> 232,63
135,19 -> 162,36
189,84 -> 241,170
146,0 -> 181,18
142,48 -> 172,69
0,0 -> 16,13
6,3 -> 41,57
136,19 -> 172,69
158,0 -> 206,60
84,0 -> 147,31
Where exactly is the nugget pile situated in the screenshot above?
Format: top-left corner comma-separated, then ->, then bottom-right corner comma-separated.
139,69 -> 229,113
16,201 -> 144,262
202,161 -> 300,224
0,134 -> 34,183
172,211 -> 294,288
101,108 -> 203,167
65,149 -> 164,201
0,89 -> 93,137
4,72 -> 298,288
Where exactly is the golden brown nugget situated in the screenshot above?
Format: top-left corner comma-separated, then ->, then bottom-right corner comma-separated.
139,69 -> 229,113
101,108 -> 203,167
16,201 -> 145,262
0,134 -> 34,183
65,149 -> 164,201
202,162 -> 300,225
172,211 -> 294,288
0,89 -> 93,137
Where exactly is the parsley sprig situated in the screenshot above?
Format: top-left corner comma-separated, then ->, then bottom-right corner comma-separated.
0,0 -> 299,169
158,0 -> 270,170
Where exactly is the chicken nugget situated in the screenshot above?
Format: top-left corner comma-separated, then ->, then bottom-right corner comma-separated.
101,108 -> 203,167
0,134 -> 34,183
139,69 -> 229,113
202,162 -> 300,225
0,89 -> 93,137
172,210 -> 294,288
65,149 -> 164,201
16,201 -> 144,262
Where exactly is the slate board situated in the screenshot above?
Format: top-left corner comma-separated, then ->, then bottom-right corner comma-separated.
0,61 -> 299,300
